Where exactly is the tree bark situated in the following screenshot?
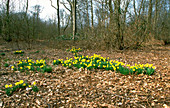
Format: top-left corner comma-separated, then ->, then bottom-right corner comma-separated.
109,0 -> 113,24
154,0 -> 158,38
72,0 -> 77,40
115,0 -> 123,50
25,0 -> 31,49
133,0 -> 137,18
148,0 -> 153,32
57,0 -> 60,36
91,0 -> 93,29
86,0 -> 89,27
4,0 -> 11,42
50,0 -> 60,36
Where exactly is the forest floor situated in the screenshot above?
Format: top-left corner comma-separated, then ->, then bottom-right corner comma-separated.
0,40 -> 169,108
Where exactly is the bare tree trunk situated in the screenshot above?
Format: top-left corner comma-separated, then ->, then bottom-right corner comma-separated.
101,0 -> 105,27
57,0 -> 60,36
154,0 -> 158,38
138,0 -> 144,17
91,0 -> 93,29
50,0 -> 60,36
115,0 -> 123,50
86,0 -> 89,27
133,0 -> 137,18
4,0 -> 11,42
122,0 -> 130,49
25,0 -> 31,49
147,0 -> 153,33
72,0 -> 77,40
109,0 -> 113,24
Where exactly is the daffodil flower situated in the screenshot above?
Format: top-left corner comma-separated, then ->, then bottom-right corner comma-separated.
23,83 -> 26,86
15,82 -> 19,86
20,67 -> 23,70
9,84 -> 12,88
27,66 -> 31,70
11,66 -> 14,69
20,80 -> 24,84
152,66 -> 156,69
28,85 -> 32,88
33,82 -> 36,85
28,59 -> 32,63
5,84 -> 9,88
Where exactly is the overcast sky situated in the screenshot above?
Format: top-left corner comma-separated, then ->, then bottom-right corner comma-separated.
0,0 -> 66,20
29,0 -> 66,20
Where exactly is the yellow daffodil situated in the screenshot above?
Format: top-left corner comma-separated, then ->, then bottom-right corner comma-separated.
152,66 -> 156,69
20,67 -> 23,70
5,84 -> 9,88
11,66 -> 14,69
20,80 -> 24,84
113,66 -> 116,71
27,66 -> 31,70
36,60 -> 39,63
28,59 -> 32,63
28,85 -> 32,88
149,64 -> 153,68
126,64 -> 130,67
15,82 -> 19,86
9,84 -> 12,88
40,65 -> 44,68
23,83 -> 26,86
33,82 -> 36,85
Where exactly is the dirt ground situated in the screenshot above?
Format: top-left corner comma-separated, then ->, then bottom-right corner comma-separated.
0,40 -> 169,108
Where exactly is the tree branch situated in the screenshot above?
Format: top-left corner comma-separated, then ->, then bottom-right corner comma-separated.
49,0 -> 57,10
60,1 -> 71,12
63,15 -> 71,32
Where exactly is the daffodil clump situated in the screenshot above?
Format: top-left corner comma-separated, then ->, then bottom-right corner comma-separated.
14,50 -> 24,54
4,80 -> 38,96
11,57 -> 52,73
54,50 -> 156,75
66,47 -> 82,57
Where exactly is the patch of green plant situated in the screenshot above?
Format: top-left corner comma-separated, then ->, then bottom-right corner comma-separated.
10,47 -> 156,76
4,58 -> 9,62
144,67 -> 155,75
14,50 -> 24,54
5,80 -> 38,96
35,50 -> 40,53
53,60 -> 61,65
53,48 -> 156,76
42,51 -> 45,54
26,71 -> 30,75
66,47 -> 82,57
4,63 -> 9,67
42,66 -> 52,73
11,58 -> 52,73
1,53 -> 5,56
29,50 -> 40,54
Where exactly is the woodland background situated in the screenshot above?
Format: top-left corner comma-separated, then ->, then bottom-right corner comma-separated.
0,0 -> 169,50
